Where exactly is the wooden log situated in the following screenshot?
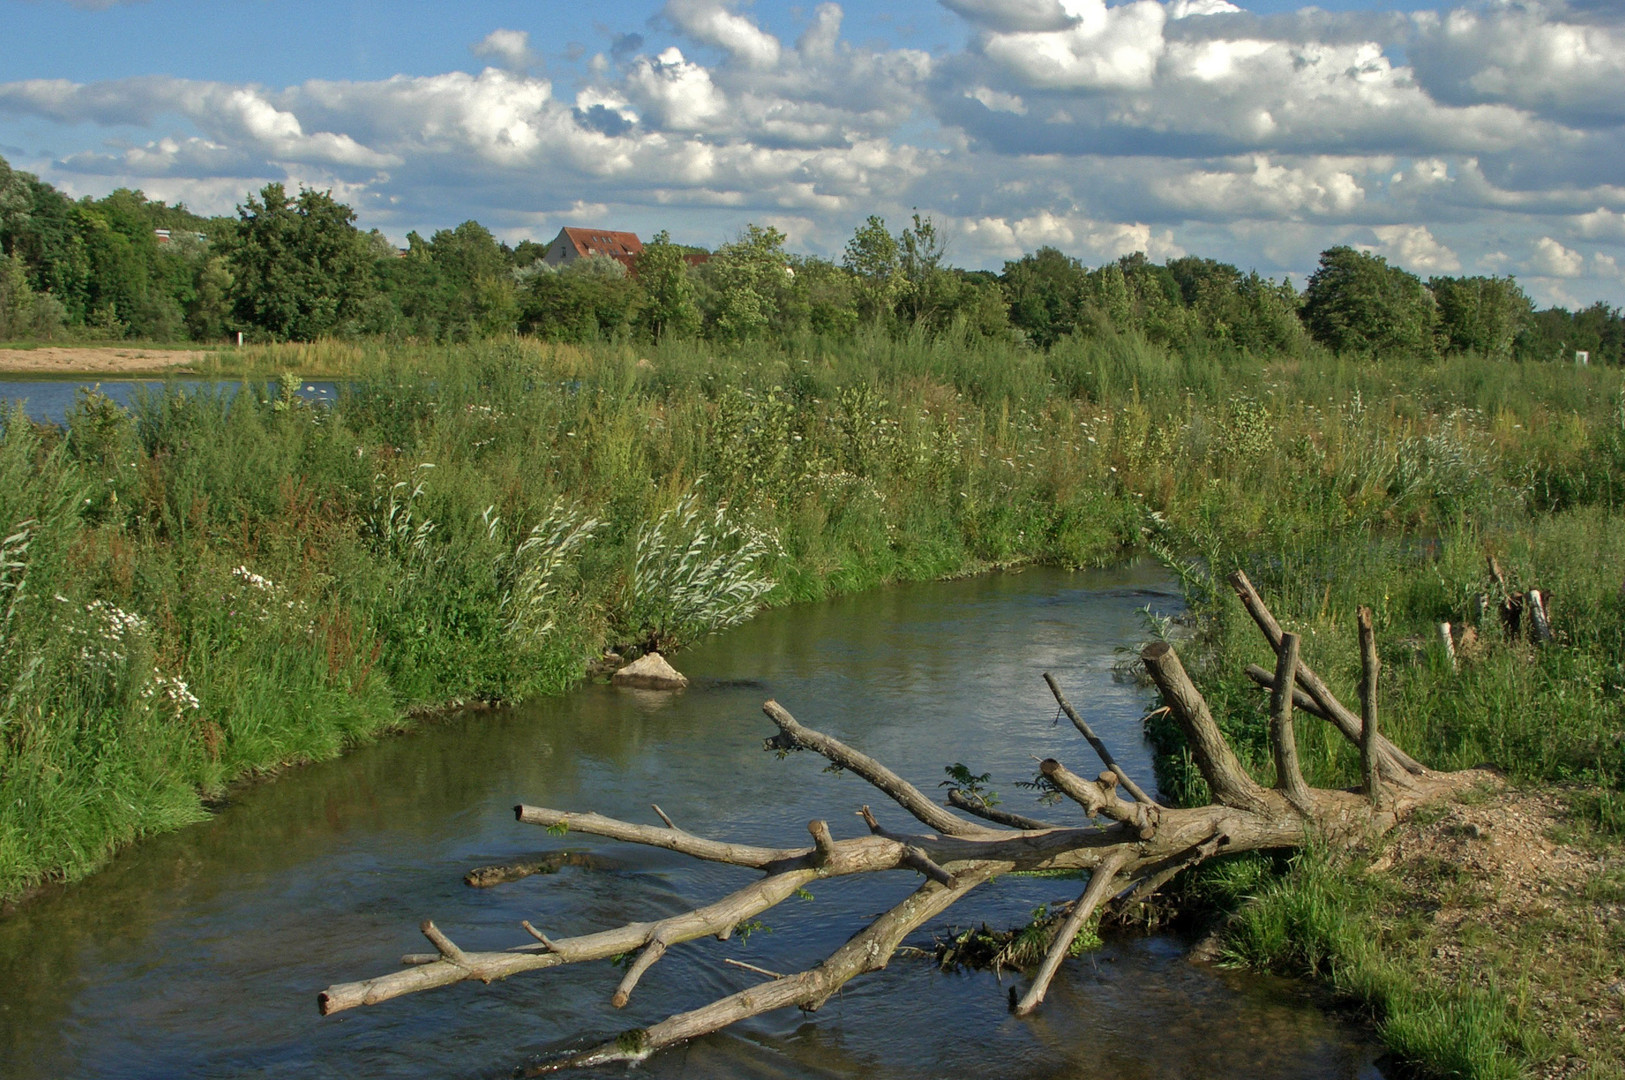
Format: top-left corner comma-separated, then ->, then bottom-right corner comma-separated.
1358,607 -> 1384,808
1228,570 -> 1425,782
1141,641 -> 1269,813
1013,849 -> 1130,1015
1270,632 -> 1314,815
1042,673 -> 1156,806
1438,622 -> 1457,672
321,697 -> 1489,1072
1527,589 -> 1553,645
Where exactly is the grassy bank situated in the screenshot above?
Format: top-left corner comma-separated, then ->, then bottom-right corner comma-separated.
2,332 -> 1622,1075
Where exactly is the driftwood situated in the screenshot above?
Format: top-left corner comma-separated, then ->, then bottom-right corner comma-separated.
318,579 -> 1485,1072
463,851 -> 616,888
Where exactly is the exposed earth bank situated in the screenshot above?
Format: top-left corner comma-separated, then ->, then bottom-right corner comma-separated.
0,345 -> 214,375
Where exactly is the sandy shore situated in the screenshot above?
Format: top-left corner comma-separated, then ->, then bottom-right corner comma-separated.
0,346 -> 215,376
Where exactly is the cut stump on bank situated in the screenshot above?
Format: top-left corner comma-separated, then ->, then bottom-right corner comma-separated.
318,572 -> 1490,1072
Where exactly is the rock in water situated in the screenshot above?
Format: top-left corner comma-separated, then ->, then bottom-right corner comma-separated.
611,652 -> 689,690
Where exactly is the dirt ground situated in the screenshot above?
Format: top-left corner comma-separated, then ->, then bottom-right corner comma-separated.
1370,785 -> 1625,1078
0,346 -> 214,375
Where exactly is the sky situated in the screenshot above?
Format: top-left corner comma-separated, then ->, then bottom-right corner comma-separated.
2,0 -> 1622,308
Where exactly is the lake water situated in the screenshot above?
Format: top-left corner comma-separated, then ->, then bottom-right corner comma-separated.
0,565 -> 1386,1079
0,378 -> 339,424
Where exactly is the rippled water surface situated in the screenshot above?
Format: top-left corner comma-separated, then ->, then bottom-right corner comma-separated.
0,565 -> 1385,1079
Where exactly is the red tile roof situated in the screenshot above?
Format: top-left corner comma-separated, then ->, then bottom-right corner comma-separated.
556,227 -> 644,267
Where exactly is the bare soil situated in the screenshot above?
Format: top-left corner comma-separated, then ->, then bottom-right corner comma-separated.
1370,785 -> 1625,1078
0,346 -> 214,376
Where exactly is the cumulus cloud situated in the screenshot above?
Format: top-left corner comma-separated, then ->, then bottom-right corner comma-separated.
2,0 -> 1623,306
1409,4 -> 1625,126
1370,224 -> 1461,274
471,29 -> 539,72
1530,237 -> 1585,278
662,0 -> 781,69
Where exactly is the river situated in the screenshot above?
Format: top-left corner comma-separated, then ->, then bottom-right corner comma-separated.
0,564 -> 1385,1079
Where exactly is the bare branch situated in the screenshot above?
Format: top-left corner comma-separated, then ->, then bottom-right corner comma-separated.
809,819 -> 839,864
901,846 -> 955,886
722,957 -> 784,980
1245,664 -> 1332,721
651,804 -> 678,830
611,938 -> 668,1008
1141,641 -> 1269,813
1039,759 -> 1157,835
515,805 -> 793,869
1358,607 -> 1385,809
762,700 -> 992,837
1014,849 -> 1129,1015
1042,673 -> 1157,806
319,870 -> 820,1015
1228,570 -> 1425,780
1270,632 -> 1314,816
1118,832 -> 1228,905
533,868 -> 999,1073
946,788 -> 1055,831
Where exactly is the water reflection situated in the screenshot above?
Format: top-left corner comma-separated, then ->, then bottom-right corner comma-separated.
0,565 -> 1383,1079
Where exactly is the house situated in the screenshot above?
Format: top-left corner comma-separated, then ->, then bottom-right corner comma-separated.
542,227 -> 644,271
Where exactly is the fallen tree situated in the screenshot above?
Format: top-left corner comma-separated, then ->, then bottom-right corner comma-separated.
318,572 -> 1488,1071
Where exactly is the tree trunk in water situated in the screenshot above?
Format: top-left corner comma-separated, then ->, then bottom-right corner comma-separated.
317,579 -> 1489,1071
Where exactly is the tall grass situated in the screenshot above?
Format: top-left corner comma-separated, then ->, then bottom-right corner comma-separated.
2,332 -> 1622,927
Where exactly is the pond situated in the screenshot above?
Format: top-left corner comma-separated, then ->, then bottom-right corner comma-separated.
0,565 -> 1386,1079
0,378 -> 339,424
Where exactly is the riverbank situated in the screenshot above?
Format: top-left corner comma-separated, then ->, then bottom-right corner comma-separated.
0,344 -> 214,377
0,340 -> 370,379
2,332 -> 1622,1078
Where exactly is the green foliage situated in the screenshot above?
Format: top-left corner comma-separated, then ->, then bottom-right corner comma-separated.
633,230 -> 700,341
519,256 -> 633,342
940,762 -> 999,805
705,224 -> 791,341
1213,846 -> 1525,1080
844,214 -> 902,324
1429,275 -> 1532,360
620,494 -> 779,653
1302,246 -> 1438,358
227,183 -> 382,341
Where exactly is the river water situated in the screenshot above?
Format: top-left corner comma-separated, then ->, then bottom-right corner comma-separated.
0,565 -> 1385,1079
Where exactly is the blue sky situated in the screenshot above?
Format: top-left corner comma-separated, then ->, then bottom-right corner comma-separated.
4,0 -> 1623,307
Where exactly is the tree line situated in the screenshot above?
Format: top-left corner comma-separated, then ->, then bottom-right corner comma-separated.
1,157 -> 1620,362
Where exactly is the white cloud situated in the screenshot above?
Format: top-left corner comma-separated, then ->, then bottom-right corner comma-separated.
1530,237 -> 1585,278
1410,5 -> 1625,125
968,86 -> 1027,115
662,0 -> 782,69
1370,224 -> 1460,274
624,47 -> 727,131
981,0 -> 1167,90
4,0 -> 1625,307
471,29 -> 538,73
940,0 -> 1077,34
797,3 -> 843,61
1167,0 -> 1240,18
1153,156 -> 1365,219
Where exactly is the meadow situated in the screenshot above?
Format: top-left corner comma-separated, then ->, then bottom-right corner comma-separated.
2,331 -> 1621,1077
